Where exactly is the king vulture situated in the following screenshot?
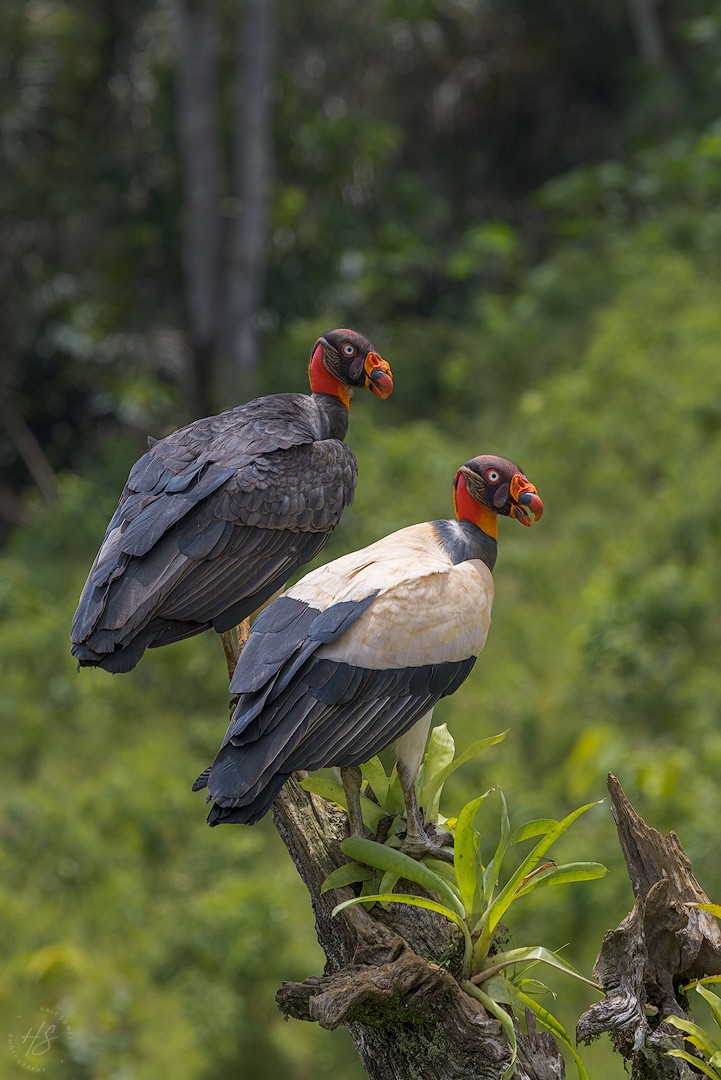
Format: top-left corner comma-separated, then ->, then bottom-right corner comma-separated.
70,329 -> 393,673
195,454 -> 543,858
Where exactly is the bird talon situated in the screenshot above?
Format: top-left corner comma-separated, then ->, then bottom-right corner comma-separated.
400,829 -> 455,864
425,823 -> 454,849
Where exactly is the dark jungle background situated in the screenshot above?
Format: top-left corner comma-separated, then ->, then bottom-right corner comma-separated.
2,1 -> 721,1076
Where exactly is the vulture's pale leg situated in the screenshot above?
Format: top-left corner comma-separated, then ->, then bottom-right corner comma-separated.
340,765 -> 365,838
220,619 -> 252,681
396,711 -> 454,863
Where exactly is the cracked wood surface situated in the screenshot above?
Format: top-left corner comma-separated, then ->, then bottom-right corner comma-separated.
577,774 -> 721,1079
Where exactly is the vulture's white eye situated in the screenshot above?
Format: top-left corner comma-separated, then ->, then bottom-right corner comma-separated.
485,469 -> 501,483
342,342 -> 356,357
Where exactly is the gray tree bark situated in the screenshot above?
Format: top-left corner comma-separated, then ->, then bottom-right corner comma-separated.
577,774 -> 721,1078
271,778 -> 564,1080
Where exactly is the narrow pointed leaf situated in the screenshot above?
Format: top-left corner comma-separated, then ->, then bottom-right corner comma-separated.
299,777 -> 386,829
667,1050 -> 721,1079
695,983 -> 721,1031
665,1015 -> 721,1056
477,802 -> 602,949
474,945 -> 600,991
421,730 -> 509,811
360,757 -> 389,807
511,819 -> 561,844
499,979 -> 590,1080
693,904 -> 721,920
341,836 -> 466,917
334,889 -> 470,941
681,976 -> 721,992
418,724 -> 455,820
483,788 -> 511,908
320,861 -> 376,894
423,857 -> 463,898
454,792 -> 493,914
462,981 -> 516,1080
377,869 -> 400,909
385,764 -> 404,815
512,862 -> 608,898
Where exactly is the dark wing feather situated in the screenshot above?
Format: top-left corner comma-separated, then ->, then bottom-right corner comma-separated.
71,396 -> 357,672
197,590 -> 476,824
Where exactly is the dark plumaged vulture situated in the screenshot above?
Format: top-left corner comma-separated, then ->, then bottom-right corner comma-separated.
70,328 -> 393,673
194,454 -> 543,858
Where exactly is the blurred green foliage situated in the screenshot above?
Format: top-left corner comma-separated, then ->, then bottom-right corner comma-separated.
3,0 -> 721,1076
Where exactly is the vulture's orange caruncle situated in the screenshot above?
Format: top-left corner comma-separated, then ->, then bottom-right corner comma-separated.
195,454 -> 543,859
70,329 -> 393,673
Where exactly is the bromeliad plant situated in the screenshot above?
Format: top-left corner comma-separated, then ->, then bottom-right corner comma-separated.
665,903 -> 721,1078
667,978 -> 721,1078
302,727 -> 607,1080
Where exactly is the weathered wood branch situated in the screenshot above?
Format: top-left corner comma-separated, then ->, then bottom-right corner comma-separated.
577,774 -> 721,1078
271,778 -> 565,1079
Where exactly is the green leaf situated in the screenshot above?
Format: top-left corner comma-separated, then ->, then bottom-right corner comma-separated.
377,869 -> 400,909
385,764 -> 405,815
665,1015 -> 721,1056
418,723 -> 455,820
692,904 -> 721,920
462,981 -> 516,1080
475,802 -> 602,953
695,983 -> 721,1031
483,789 -> 511,909
320,861 -> 375,894
333,891 -> 462,927
454,792 -> 493,915
420,730 -> 509,813
360,757 -> 389,808
498,979 -> 590,1080
511,819 -> 563,844
340,836 -> 466,918
681,976 -> 721,992
299,776 -> 386,829
667,1049 -> 721,1079
474,945 -> 600,991
423,857 -> 463,898
512,862 -> 609,898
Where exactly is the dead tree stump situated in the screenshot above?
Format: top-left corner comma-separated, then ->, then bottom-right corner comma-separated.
577,774 -> 721,1078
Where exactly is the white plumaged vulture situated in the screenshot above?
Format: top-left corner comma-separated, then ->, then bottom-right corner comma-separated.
194,454 -> 543,858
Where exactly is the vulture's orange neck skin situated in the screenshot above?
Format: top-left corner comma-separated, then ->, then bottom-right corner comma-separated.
453,472 -> 498,540
308,345 -> 351,409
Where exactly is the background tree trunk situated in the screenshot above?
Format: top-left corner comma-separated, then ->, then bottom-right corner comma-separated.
222,0 -> 275,406
174,0 -> 223,416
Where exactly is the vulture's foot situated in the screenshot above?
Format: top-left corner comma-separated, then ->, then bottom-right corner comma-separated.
400,823 -> 454,864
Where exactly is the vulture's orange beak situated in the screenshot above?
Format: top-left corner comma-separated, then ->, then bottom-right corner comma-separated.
363,352 -> 393,399
509,474 -> 544,526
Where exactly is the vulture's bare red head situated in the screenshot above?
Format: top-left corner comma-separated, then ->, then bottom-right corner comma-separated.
453,455 -> 544,540
308,328 -> 393,408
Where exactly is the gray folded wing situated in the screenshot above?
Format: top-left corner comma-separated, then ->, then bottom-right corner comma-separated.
70,396 -> 357,672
